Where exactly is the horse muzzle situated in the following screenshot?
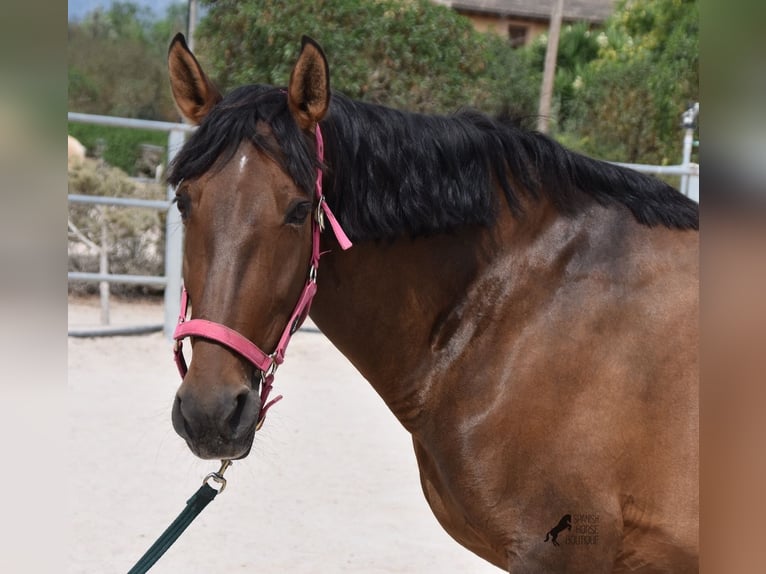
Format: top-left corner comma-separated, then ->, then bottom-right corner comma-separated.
171,381 -> 260,460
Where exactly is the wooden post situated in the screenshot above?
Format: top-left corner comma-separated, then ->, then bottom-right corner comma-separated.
537,0 -> 565,134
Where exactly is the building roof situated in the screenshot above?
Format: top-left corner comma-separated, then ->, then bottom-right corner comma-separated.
439,0 -> 615,24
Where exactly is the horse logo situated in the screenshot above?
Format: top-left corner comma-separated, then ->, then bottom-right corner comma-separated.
544,514 -> 572,546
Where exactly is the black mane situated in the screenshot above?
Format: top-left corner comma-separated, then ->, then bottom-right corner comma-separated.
167,86 -> 318,199
168,86 -> 699,241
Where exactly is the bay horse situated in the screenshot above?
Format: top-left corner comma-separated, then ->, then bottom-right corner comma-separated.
166,33 -> 698,572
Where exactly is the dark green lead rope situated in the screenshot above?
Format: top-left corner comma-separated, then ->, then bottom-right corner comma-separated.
127,461 -> 231,574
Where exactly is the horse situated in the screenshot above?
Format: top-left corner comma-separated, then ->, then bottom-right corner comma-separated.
165,33 -> 698,573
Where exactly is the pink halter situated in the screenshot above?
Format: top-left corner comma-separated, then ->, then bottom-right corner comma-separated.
173,123 -> 352,429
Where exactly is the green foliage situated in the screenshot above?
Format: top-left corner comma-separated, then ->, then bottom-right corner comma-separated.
68,122 -> 168,175
196,0 -> 535,115
149,3 -> 189,48
68,2 -> 186,121
195,0 -> 696,164
67,0 -> 698,171
558,0 -> 699,164
68,2 -> 188,173
527,23 -> 601,127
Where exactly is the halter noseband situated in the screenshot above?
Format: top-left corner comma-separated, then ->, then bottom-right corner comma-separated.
172,123 -> 352,429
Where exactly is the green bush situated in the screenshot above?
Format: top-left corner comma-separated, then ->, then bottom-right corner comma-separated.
68,122 -> 168,175
197,0 -> 537,116
557,0 -> 698,164
68,158 -> 167,297
67,3 -> 183,122
68,0 -> 697,170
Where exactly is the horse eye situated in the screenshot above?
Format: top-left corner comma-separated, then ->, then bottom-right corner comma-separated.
174,192 -> 190,220
285,201 -> 313,225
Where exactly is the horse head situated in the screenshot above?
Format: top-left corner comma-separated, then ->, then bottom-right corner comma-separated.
166,34 -> 331,459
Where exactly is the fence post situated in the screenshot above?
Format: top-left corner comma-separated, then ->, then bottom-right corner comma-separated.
163,128 -> 186,339
687,164 -> 699,203
99,207 -> 110,325
680,103 -> 699,197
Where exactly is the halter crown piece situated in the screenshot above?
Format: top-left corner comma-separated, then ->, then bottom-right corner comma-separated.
172,122 -> 352,429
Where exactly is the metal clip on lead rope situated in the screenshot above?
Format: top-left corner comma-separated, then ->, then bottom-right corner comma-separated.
203,459 -> 232,493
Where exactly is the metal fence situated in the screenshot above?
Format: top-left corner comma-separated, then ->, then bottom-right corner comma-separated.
67,112 -> 194,338
613,161 -> 699,203
67,111 -> 699,338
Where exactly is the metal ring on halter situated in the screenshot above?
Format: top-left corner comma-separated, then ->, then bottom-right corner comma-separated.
315,196 -> 326,231
203,459 -> 232,493
256,358 -> 279,386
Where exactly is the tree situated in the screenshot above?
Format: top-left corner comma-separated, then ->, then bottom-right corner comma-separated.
560,0 -> 698,164
195,0 -> 536,116
68,1 -> 185,120
526,22 -> 601,130
68,2 -> 189,172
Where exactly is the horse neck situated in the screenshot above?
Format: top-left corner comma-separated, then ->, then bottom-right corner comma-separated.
309,233 -> 473,429
309,191 -> 558,431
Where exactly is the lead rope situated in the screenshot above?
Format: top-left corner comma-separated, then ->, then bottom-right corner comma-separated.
126,460 -> 232,574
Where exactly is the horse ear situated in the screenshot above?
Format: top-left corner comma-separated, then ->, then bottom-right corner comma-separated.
287,36 -> 330,131
167,33 -> 222,125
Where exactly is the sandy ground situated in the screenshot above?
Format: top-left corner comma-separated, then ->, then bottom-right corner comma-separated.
68,296 -> 499,573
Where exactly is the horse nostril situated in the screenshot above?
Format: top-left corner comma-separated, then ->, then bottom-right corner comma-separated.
172,393 -> 195,441
184,417 -> 195,440
228,389 -> 250,435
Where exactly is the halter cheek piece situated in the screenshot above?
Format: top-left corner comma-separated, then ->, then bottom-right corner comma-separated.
172,124 -> 352,429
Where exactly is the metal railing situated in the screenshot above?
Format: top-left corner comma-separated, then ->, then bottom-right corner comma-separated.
613,161 -> 699,203
67,112 -> 194,338
613,103 -> 700,203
